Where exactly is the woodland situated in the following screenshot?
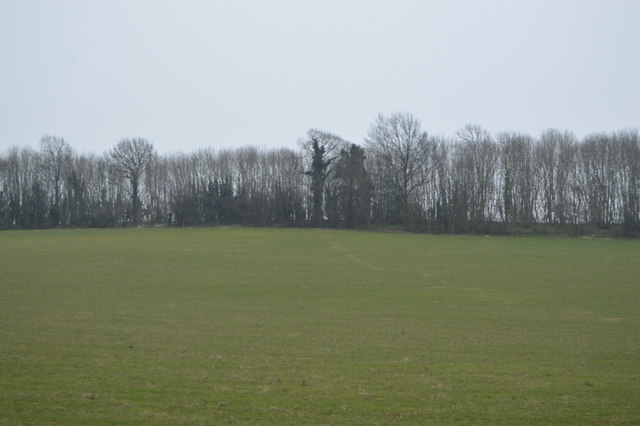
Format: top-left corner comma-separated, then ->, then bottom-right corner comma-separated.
1,113 -> 638,236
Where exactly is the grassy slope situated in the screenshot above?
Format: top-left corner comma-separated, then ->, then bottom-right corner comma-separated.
0,228 -> 639,424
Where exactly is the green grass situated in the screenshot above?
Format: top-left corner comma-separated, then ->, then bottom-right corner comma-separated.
1,228 -> 639,424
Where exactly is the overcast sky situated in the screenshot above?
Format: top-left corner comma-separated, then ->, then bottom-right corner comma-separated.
1,0 -> 638,154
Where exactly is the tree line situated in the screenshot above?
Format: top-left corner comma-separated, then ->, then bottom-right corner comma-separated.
1,113 -> 638,236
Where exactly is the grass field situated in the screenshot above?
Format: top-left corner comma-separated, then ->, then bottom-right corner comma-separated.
1,228 -> 639,424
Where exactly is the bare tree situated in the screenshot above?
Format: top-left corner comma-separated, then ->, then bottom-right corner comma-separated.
455,124 -> 498,231
618,129 -> 640,235
365,112 -> 431,228
430,137 -> 451,231
66,153 -> 96,227
268,148 -> 306,226
109,138 -> 155,225
498,132 -> 537,226
40,135 -> 72,226
535,129 -> 577,225
579,134 -> 620,227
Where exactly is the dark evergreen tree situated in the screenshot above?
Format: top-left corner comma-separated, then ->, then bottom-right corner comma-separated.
333,144 -> 372,228
301,129 -> 345,227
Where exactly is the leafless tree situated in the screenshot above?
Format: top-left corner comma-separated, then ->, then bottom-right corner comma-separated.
454,124 -> 498,231
498,132 -> 537,225
535,129 -> 577,225
617,129 -> 640,234
40,135 -> 72,226
109,138 -> 155,225
579,133 -> 621,227
430,137 -> 451,231
365,112 -> 431,228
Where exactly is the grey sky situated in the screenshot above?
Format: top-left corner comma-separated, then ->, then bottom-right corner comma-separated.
1,0 -> 638,154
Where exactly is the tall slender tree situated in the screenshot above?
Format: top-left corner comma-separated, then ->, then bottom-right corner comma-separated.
40,135 -> 72,226
301,129 -> 345,227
